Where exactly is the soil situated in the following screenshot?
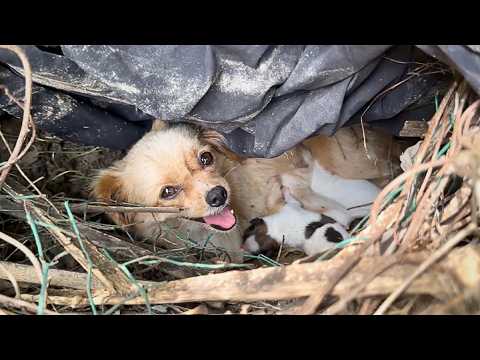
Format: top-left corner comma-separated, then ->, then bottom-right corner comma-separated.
0,114 -> 124,200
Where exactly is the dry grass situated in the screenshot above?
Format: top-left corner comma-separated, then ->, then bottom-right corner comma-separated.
1,47 -> 480,315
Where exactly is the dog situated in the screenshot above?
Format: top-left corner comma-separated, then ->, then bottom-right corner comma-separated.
242,189 -> 350,258
91,120 -> 399,259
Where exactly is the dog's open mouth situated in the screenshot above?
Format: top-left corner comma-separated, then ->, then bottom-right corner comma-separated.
192,206 -> 237,231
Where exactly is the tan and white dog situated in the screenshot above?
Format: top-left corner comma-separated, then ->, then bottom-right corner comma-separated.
91,120 -> 400,260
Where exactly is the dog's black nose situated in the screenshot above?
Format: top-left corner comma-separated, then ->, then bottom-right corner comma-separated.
206,186 -> 227,207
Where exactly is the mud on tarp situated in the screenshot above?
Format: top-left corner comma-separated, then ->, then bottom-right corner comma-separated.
0,45 -> 476,158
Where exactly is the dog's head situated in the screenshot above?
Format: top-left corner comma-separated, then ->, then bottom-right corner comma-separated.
91,121 -> 239,232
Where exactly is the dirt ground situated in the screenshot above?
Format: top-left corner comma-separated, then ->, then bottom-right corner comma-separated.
0,115 -> 123,199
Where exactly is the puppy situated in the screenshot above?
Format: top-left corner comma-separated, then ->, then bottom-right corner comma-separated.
91,120 -> 395,258
279,147 -> 381,224
242,200 -> 350,258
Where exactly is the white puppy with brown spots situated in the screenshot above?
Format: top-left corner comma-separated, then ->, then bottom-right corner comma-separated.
242,190 -> 350,258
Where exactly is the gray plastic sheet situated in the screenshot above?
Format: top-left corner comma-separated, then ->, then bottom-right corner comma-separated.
0,45 -> 472,157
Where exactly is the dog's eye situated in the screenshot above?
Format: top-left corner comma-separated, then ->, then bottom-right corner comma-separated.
161,186 -> 179,200
199,151 -> 214,167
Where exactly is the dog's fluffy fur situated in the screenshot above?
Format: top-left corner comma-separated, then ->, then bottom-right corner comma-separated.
92,123 -> 236,235
91,121 -> 396,255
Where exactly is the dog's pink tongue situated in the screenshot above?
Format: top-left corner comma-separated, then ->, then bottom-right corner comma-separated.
203,207 -> 236,230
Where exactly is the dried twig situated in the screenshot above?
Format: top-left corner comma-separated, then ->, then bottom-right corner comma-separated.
69,203 -> 182,214
370,158 -> 448,224
0,260 -> 156,290
30,205 -> 135,295
423,281 -> 480,315
0,231 -> 43,283
0,45 -> 34,188
0,262 -> 21,298
0,196 -> 155,259
374,223 -> 478,315
292,244 -> 370,315
324,256 -> 399,315
21,247 -> 475,308
0,293 -> 57,315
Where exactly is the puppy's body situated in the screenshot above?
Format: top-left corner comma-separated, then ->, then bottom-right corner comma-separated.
280,168 -> 354,227
242,201 -> 349,257
258,202 -> 322,250
310,162 -> 380,213
92,121 -> 396,260
280,151 -> 381,224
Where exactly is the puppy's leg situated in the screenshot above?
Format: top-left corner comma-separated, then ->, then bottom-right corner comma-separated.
264,175 -> 285,214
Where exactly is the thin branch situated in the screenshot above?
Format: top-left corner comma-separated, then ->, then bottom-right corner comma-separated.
0,293 -> 57,315
0,231 -> 43,283
0,262 -> 21,298
374,223 -> 478,315
0,45 -> 34,188
69,203 -> 182,214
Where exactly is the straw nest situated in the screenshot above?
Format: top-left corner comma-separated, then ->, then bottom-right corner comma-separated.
1,45 -> 480,315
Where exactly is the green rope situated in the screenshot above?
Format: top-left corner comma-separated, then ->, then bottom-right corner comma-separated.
64,201 -> 97,315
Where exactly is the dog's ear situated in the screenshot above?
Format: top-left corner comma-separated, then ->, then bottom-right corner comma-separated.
199,128 -> 244,162
90,167 -> 134,226
151,119 -> 168,132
